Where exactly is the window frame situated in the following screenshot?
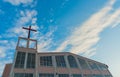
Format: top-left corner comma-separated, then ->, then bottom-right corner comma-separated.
78,58 -> 89,69
26,53 -> 36,68
40,56 -> 53,67
67,55 -> 78,68
14,51 -> 26,68
88,61 -> 99,70
55,55 -> 66,67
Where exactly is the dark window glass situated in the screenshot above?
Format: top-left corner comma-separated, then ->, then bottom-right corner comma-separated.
68,55 -> 78,68
58,74 -> 69,77
40,56 -> 53,66
39,73 -> 54,77
78,58 -> 89,69
93,74 -> 104,77
83,74 -> 93,77
73,74 -> 82,77
15,52 -> 26,68
26,53 -> 36,68
88,61 -> 99,70
14,73 -> 24,77
55,56 -> 66,67
25,73 -> 33,77
14,73 -> 33,77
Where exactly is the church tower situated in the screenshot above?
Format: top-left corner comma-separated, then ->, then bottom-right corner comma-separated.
9,26 -> 38,77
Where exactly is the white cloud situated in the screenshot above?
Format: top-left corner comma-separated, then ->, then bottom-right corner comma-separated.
17,10 -> 37,26
5,10 -> 37,38
0,40 -> 16,58
32,18 -> 37,24
55,0 -> 120,57
4,0 -> 33,6
0,40 -> 8,44
37,27 -> 56,52
0,47 -> 6,58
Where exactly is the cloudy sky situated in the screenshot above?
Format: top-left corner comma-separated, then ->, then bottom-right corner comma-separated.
0,0 -> 120,77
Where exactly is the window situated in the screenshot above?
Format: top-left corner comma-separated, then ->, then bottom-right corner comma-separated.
39,73 -> 54,77
83,74 -> 93,77
14,73 -> 24,77
40,56 -> 53,66
58,74 -> 69,77
88,61 -> 99,70
15,52 -> 26,68
93,74 -> 104,77
78,58 -> 89,69
73,74 -> 82,77
14,73 -> 33,77
55,56 -> 66,67
68,55 -> 78,68
98,64 -> 108,70
26,53 -> 36,68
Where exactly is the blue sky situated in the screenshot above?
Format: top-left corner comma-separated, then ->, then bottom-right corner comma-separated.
0,0 -> 120,77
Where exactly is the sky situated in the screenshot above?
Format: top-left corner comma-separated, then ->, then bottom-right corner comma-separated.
0,0 -> 120,77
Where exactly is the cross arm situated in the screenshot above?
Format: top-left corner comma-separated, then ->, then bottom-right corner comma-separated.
22,27 -> 29,30
31,29 -> 37,32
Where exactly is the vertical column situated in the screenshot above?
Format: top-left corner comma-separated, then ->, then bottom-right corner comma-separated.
75,56 -> 81,68
64,54 -> 71,77
36,41 -> 37,50
27,39 -> 29,48
35,53 -> 38,77
35,40 -> 38,77
75,56 -> 83,77
85,60 -> 94,76
52,56 -> 58,77
24,52 -> 28,69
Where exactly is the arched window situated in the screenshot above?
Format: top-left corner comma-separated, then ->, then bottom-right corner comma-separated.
78,58 -> 89,69
68,55 -> 78,68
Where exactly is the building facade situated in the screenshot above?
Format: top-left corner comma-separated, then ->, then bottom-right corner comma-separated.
2,37 -> 113,77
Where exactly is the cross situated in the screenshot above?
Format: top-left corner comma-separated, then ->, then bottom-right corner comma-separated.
23,26 -> 37,39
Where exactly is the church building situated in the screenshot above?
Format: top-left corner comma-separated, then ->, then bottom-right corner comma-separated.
2,26 -> 113,77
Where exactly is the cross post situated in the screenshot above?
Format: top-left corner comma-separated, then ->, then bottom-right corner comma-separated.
22,26 -> 37,39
